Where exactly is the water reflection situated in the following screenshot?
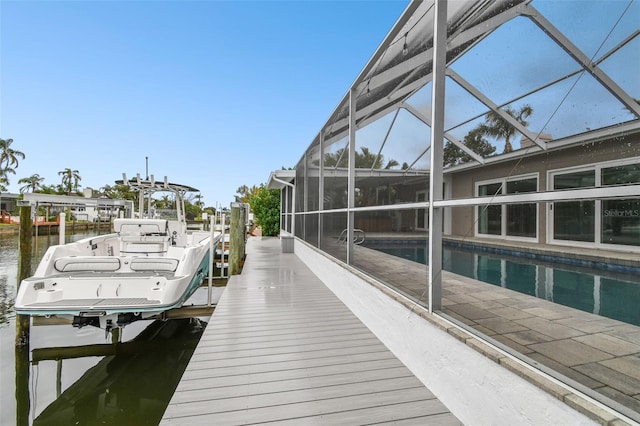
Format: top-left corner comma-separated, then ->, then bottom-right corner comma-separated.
0,231 -> 20,326
30,318 -> 205,426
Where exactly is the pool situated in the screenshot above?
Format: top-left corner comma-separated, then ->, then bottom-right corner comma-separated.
364,241 -> 640,327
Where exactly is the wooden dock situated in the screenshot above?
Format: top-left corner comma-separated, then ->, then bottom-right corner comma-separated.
161,238 -> 461,425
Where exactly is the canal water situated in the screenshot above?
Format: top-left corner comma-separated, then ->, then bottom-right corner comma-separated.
0,230 -> 219,425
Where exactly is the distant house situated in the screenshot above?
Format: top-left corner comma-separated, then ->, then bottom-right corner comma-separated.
0,192 -> 20,215
21,193 -> 133,222
0,192 -> 20,223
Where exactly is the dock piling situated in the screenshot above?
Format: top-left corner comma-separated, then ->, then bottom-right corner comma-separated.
16,204 -> 32,348
229,203 -> 246,275
15,204 -> 32,425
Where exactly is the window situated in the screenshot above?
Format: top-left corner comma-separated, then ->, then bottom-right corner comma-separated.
477,175 -> 538,239
506,178 -> 537,238
552,170 -> 595,242
601,163 -> 640,246
477,182 -> 503,235
550,160 -> 640,248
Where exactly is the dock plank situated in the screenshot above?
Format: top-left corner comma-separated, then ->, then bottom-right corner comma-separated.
166,378 -> 430,416
170,366 -> 419,403
265,403 -> 459,426
161,237 -> 460,425
175,358 -> 407,391
163,388 -> 447,425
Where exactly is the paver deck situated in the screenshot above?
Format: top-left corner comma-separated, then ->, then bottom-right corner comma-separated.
346,243 -> 640,422
161,238 -> 461,425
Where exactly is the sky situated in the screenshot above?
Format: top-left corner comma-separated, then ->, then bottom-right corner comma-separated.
0,0 -> 409,207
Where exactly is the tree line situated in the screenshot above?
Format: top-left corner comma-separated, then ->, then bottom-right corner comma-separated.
0,138 -> 212,220
0,139 -> 85,196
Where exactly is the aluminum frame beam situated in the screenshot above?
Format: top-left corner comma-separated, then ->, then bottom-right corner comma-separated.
523,4 -> 640,118
428,0 -> 447,313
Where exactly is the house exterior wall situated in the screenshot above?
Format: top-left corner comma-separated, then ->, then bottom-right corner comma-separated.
449,134 -> 640,248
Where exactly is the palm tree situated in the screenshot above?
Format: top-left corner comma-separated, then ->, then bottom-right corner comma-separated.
0,174 -> 8,192
0,138 -> 25,171
0,138 -> 25,206
0,138 -> 23,212
58,168 -> 81,195
478,104 -> 533,153
235,185 -> 260,204
443,128 -> 497,167
194,193 -> 204,209
0,175 -> 7,216
323,147 -> 399,169
357,147 -> 399,169
0,168 -> 15,189
18,174 -> 45,193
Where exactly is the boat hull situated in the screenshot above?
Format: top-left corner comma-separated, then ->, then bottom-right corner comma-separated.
14,227 -> 216,328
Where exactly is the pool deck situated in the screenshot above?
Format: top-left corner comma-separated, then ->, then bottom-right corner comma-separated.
348,244 -> 640,424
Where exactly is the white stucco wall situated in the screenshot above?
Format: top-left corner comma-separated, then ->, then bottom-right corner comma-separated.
295,241 -> 598,426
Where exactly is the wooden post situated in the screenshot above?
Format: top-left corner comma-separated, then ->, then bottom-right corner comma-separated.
16,204 -> 32,425
15,344 -> 30,425
229,203 -> 246,275
16,205 -> 32,347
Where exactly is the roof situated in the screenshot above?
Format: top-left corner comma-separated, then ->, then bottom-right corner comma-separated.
266,170 -> 295,190
297,0 -> 639,173
22,192 -> 132,208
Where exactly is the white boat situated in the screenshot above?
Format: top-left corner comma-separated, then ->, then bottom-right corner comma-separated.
14,176 -> 219,330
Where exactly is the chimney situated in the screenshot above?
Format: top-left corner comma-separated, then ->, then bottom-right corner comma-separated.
519,133 -> 552,149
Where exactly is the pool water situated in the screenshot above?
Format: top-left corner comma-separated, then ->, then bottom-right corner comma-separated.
367,243 -> 640,326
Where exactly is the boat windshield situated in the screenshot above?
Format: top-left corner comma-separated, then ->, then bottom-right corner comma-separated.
152,208 -> 179,220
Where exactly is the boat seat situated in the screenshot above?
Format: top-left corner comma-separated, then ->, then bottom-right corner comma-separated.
129,258 -> 179,272
54,256 -> 121,272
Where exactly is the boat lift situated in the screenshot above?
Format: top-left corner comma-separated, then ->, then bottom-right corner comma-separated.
29,202 -> 231,326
